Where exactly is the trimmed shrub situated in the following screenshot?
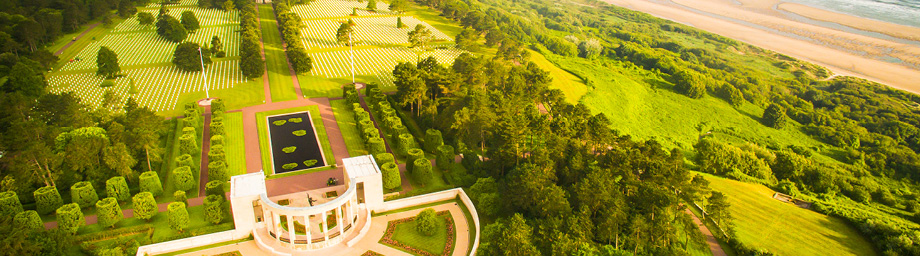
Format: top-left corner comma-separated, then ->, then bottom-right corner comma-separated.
412,158 -> 433,186
204,195 -> 225,224
132,192 -> 157,221
71,181 -> 99,208
174,190 -> 188,206
182,115 -> 199,130
382,162 -> 401,190
397,133 -> 416,157
424,129 -> 443,152
139,171 -> 163,197
13,210 -> 42,231
211,98 -> 226,113
179,133 -> 199,155
374,153 -> 395,167
407,148 -> 424,173
168,202 -> 189,232
208,145 -> 227,163
56,203 -> 85,234
34,186 -> 63,215
206,180 -> 225,199
363,127 -> 379,142
368,137 -> 386,155
173,166 -> 195,192
96,197 -> 123,228
392,123 -> 407,137
182,126 -> 196,136
358,119 -> 374,134
208,160 -> 229,182
385,117 -> 401,133
106,177 -> 131,202
368,87 -> 381,97
436,144 -> 455,170
210,121 -> 225,137
0,191 -> 23,217
415,208 -> 437,236
210,135 -> 224,146
176,154 -> 196,172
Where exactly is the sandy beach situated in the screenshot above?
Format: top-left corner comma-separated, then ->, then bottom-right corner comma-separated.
600,0 -> 920,95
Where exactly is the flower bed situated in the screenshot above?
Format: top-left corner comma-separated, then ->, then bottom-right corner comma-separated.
379,211 -> 455,256
361,251 -> 384,256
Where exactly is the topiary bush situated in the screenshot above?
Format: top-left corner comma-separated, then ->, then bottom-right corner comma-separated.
71,181 -> 99,208
176,154 -> 196,173
174,190 -> 188,206
206,180 -> 225,199
210,98 -> 225,113
0,191 -> 23,217
210,135 -> 224,146
397,133 -> 416,157
436,144 -> 455,171
415,208 -> 437,236
34,186 -> 63,215
56,203 -> 85,234
407,148 -> 424,173
363,127 -> 379,142
173,166 -> 195,192
368,137 -> 386,155
204,194 -> 224,225
412,158 -> 433,186
95,197 -> 123,228
106,176 -> 131,202
132,192 -> 157,221
424,129 -> 443,152
208,160 -> 229,182
382,162 -> 401,190
358,119 -> 374,134
13,210 -> 42,231
210,121 -> 225,137
168,202 -> 189,232
208,145 -> 227,163
374,153 -> 395,167
179,133 -> 199,155
139,171 -> 163,197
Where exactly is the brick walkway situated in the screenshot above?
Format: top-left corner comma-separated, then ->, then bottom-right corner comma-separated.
198,105 -> 212,196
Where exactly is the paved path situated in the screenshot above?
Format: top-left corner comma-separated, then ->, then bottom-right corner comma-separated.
357,94 -> 415,193
198,105 -> 213,196
684,208 -> 728,256
54,22 -> 101,56
257,4 -> 273,104
43,197 -> 206,229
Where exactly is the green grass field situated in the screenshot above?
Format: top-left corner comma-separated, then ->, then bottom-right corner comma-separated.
330,99 -> 368,156
222,112 -> 248,176
697,172 -> 876,256
255,106 -> 335,176
259,4 -> 299,102
529,49 -> 586,104
389,212 -> 454,255
162,116 -> 204,199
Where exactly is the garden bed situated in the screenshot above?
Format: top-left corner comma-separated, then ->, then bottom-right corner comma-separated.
267,111 -> 326,173
379,211 -> 455,256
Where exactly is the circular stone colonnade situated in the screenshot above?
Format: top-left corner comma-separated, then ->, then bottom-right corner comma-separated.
260,181 -> 361,250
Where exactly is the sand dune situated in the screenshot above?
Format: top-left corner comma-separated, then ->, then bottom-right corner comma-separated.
602,0 -> 920,95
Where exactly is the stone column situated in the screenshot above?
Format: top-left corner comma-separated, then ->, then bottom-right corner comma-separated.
337,205 -> 345,236
305,213 -> 312,247
286,214 -> 295,248
322,211 -> 329,242
273,211 -> 281,244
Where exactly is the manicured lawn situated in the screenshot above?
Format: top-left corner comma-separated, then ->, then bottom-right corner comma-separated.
698,172 -> 876,256
222,112 -> 248,176
330,99 -> 368,156
259,4 -> 298,102
255,106 -> 335,176
389,212 -> 453,255
169,77 -> 265,117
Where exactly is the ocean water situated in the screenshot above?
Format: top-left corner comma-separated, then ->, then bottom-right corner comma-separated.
784,0 -> 920,28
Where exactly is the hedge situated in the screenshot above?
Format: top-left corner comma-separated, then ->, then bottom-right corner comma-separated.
210,121 -> 225,137
34,186 -> 63,215
204,195 -> 224,225
173,166 -> 195,192
179,133 -> 199,155
182,116 -> 199,131
374,153 -> 395,167
368,137 -> 386,155
174,190 -> 188,206
96,197 -> 123,228
70,181 -> 99,208
139,171 -> 163,197
132,192 -> 157,221
358,119 -> 374,135
211,99 -> 226,113
412,158 -> 433,186
363,127 -> 379,142
416,208 -> 437,236
13,210 -> 42,231
210,135 -> 224,146
397,133 -> 416,157
208,160 -> 229,182
168,202 -> 189,231
208,145 -> 227,163
0,191 -> 23,217
424,129 -> 443,152
56,203 -> 85,234
382,162 -> 401,190
106,176 -> 131,202
176,154 -> 196,173
436,144 -> 455,171
206,180 -> 225,199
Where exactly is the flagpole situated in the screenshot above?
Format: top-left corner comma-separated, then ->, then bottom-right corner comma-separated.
198,47 -> 210,99
348,31 -> 355,84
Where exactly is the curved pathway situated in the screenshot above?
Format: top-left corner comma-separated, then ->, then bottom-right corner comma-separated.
684,208 -> 728,256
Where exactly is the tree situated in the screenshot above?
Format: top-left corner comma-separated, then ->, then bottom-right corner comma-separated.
381,162 -> 401,189
70,181 -> 99,208
13,210 -> 42,231
55,203 -> 84,234
408,24 -> 432,49
336,22 -> 354,46
424,129 -> 443,152
366,0 -> 377,10
0,191 -> 22,218
412,158 -> 433,186
139,171 -> 163,197
389,0 -> 407,13
222,0 -> 235,11
156,15 -> 187,42
173,166 -> 195,192
132,192 -> 157,221
4,62 -> 46,98
480,214 -> 540,256
707,192 -> 733,234
95,197 -> 123,228
673,70 -> 706,99
204,194 -> 224,224
721,83 -> 744,107
103,143 -> 137,182
173,42 -> 211,72
578,38 -> 603,59
397,17 -> 406,28
118,0 -> 138,18
456,28 -> 479,51
416,208 -> 437,236
138,13 -> 155,26
34,186 -> 62,215
287,46 -> 312,73
762,103 -> 788,129
436,144 -> 454,170
210,36 -> 223,55
198,0 -> 213,9
180,11 -> 200,32
96,46 -> 120,78
168,202 -> 189,232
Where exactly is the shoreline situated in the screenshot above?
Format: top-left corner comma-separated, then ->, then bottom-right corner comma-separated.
601,0 -> 920,95
777,3 -> 920,42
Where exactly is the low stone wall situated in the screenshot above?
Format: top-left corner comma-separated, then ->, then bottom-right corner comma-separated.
135,230 -> 246,256
373,188 -> 481,256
